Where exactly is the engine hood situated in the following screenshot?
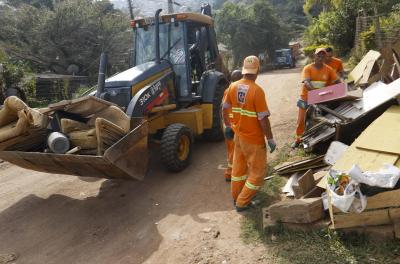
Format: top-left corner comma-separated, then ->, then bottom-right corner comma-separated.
105,61 -> 171,88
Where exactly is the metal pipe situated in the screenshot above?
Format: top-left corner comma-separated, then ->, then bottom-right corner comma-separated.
96,52 -> 107,97
155,9 -> 162,64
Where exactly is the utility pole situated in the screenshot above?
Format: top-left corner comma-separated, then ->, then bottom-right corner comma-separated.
127,0 -> 134,20
168,0 -> 173,13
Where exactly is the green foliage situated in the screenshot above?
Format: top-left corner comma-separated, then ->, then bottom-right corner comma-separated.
303,0 -> 400,56
0,0 -> 131,83
268,0 -> 308,36
0,50 -> 35,103
360,30 -> 376,51
216,0 -> 289,67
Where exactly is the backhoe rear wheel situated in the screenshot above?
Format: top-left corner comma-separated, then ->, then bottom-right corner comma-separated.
203,82 -> 225,141
161,123 -> 193,172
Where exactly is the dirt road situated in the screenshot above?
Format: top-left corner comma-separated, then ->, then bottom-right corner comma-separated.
0,68 -> 301,264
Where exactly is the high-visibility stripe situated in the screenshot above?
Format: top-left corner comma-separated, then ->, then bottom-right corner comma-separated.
228,113 -> 234,118
245,181 -> 261,190
231,175 -> 247,182
232,107 -> 257,118
227,162 -> 233,168
310,81 -> 326,89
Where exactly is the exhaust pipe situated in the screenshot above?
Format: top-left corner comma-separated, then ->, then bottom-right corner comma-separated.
96,52 -> 107,97
155,9 -> 162,64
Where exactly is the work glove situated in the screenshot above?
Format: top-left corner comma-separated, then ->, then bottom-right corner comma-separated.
224,126 -> 235,140
267,138 -> 277,153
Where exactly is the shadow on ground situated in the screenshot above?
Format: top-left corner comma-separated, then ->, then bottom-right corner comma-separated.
0,141 -> 232,264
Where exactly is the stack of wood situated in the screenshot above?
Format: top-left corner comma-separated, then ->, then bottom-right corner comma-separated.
0,96 -> 48,151
273,155 -> 327,175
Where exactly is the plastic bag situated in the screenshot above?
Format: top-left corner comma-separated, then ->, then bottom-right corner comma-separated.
327,170 -> 367,213
349,164 -> 400,188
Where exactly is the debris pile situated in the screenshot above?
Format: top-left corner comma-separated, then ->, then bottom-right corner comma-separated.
0,95 -> 149,180
264,45 -> 400,240
0,96 -> 130,155
302,45 -> 400,151
264,105 -> 400,240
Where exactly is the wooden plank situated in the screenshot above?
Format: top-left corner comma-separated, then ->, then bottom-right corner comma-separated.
263,207 -> 330,231
332,208 -> 390,229
268,197 -> 324,224
348,50 -> 381,84
355,105 -> 400,155
292,169 -> 315,198
367,189 -> 400,210
338,225 -> 395,240
390,208 -> 400,221
395,222 -> 400,239
301,186 -> 324,199
274,155 -> 324,172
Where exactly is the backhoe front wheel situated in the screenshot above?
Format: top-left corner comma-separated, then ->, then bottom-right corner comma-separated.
161,123 -> 193,172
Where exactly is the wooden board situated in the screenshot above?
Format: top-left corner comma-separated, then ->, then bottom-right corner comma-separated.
332,208 -> 391,229
367,189 -> 400,210
268,197 -> 324,224
337,225 -> 395,241
292,169 -> 315,198
355,106 -> 400,155
348,50 -> 381,84
395,222 -> 400,239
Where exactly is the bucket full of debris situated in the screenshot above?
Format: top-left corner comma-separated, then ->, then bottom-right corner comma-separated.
0,96 -> 149,180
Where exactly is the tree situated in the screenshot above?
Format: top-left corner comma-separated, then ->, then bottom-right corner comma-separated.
216,0 -> 289,67
303,0 -> 399,55
0,0 -> 131,82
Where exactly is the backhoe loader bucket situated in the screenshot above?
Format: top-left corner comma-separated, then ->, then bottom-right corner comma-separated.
0,121 -> 149,180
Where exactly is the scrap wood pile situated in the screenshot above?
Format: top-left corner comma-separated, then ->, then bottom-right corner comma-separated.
0,95 -> 131,156
302,42 -> 400,151
264,105 -> 400,240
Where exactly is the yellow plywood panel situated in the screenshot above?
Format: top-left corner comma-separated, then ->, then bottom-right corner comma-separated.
355,106 -> 400,155
331,144 -> 398,171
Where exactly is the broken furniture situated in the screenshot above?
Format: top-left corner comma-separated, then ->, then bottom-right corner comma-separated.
0,96 -> 149,180
302,78 -> 400,151
307,83 -> 362,105
0,96 -> 48,151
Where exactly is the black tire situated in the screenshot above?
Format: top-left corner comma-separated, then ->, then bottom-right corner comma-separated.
161,123 -> 193,172
203,82 -> 226,141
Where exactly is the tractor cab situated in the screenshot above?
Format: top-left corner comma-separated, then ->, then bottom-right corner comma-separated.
102,7 -> 224,116
131,12 -> 220,102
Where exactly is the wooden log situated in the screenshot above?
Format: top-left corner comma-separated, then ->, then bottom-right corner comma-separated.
268,197 -> 324,224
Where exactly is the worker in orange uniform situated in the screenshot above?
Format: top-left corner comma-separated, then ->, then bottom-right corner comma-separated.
223,56 -> 276,212
291,48 -> 340,148
324,47 -> 345,79
223,69 -> 243,181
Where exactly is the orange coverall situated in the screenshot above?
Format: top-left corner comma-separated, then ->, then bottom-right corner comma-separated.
325,57 -> 344,75
223,88 -> 235,180
296,64 -> 338,142
224,79 -> 270,207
